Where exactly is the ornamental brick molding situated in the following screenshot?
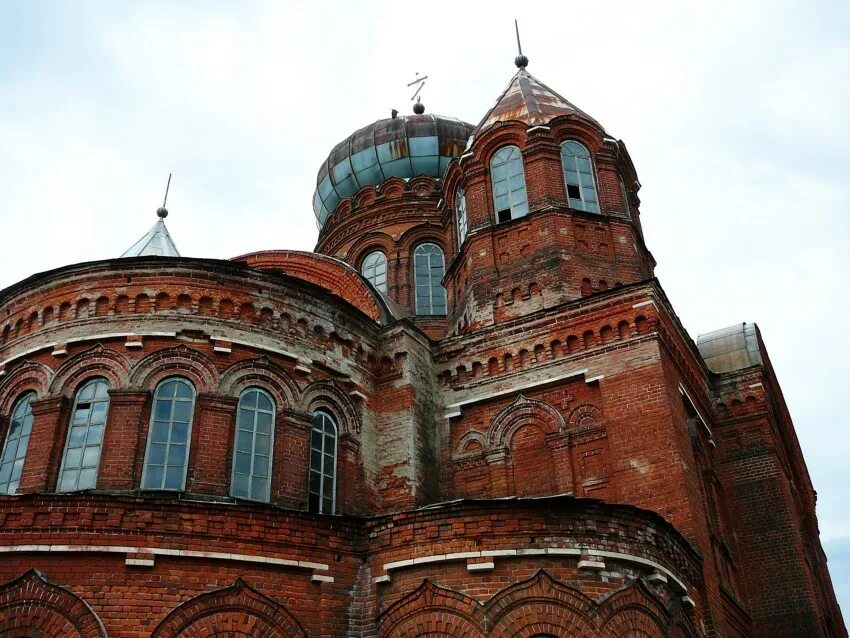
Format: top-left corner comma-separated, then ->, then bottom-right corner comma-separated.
378,571 -> 699,638
151,578 -> 307,638
0,569 -> 107,637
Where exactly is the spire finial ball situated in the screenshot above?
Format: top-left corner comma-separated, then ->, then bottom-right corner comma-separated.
515,54 -> 529,69
413,101 -> 425,115
156,207 -> 169,219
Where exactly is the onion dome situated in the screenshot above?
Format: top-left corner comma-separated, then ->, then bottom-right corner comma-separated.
313,114 -> 474,228
476,68 -> 602,134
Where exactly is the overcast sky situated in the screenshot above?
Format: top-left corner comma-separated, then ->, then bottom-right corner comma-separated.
1,0 -> 848,616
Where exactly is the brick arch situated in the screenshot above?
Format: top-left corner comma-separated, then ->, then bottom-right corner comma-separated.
301,379 -> 360,435
47,344 -> 131,397
0,361 -> 53,415
151,578 -> 306,638
567,403 -> 602,428
485,571 -> 597,638
487,394 -> 565,449
597,580 -> 669,638
396,224 -> 447,255
230,250 -> 388,323
547,115 -> 608,158
0,569 -> 107,637
219,356 -> 300,408
470,121 -> 529,167
347,232 -> 396,268
378,579 -> 484,638
128,345 -> 219,393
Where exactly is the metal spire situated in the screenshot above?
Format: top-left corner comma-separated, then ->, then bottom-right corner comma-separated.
157,172 -> 172,219
407,72 -> 428,114
514,19 -> 529,68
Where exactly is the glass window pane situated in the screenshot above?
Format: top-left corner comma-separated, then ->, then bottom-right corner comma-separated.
87,424 -> 104,445
64,447 -> 82,468
172,401 -> 192,423
171,422 -> 188,444
250,480 -> 267,501
90,402 -> 108,424
232,473 -> 249,498
254,455 -> 269,477
167,444 -> 186,466
82,446 -> 100,467
59,470 -> 77,492
78,468 -> 97,490
236,430 -> 253,451
144,465 -> 164,489
148,443 -> 166,465
68,426 -> 86,447
234,451 -> 251,474
143,379 -> 195,491
164,466 -> 183,490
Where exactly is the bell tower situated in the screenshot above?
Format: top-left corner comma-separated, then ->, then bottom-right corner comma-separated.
442,57 -> 654,334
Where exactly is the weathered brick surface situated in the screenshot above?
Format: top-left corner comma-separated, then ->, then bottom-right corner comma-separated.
0,88 -> 844,636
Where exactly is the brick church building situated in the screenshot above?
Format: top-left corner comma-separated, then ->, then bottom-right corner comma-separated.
0,53 -> 844,637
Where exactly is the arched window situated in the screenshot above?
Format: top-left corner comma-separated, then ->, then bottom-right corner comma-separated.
456,188 -> 468,245
142,377 -> 195,491
491,145 -> 528,223
361,251 -> 388,293
413,243 -> 447,316
309,410 -> 337,514
57,378 -> 110,492
0,393 -> 35,494
561,141 -> 600,213
231,388 -> 275,501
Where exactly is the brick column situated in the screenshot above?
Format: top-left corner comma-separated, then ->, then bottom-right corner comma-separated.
338,433 -> 365,515
100,389 -> 149,490
274,408 -> 311,509
548,432 -> 574,495
188,393 -> 238,496
18,396 -> 67,493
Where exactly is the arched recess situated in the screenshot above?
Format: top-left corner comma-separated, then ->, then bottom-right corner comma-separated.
597,580 -> 669,638
487,395 -> 565,449
378,579 -> 485,638
151,578 -> 306,638
300,379 -> 360,435
0,361 -> 53,415
0,569 -> 107,637
47,344 -> 131,397
219,356 -> 300,408
128,345 -> 219,393
486,570 -> 598,638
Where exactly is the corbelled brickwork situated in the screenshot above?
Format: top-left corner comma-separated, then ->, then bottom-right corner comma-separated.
0,62 -> 843,637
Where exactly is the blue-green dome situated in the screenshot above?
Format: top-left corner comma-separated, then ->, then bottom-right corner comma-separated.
313,114 -> 474,228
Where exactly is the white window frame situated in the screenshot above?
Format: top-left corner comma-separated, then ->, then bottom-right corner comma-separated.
141,377 -> 196,491
309,410 -> 338,514
230,387 -> 275,502
361,250 -> 388,293
413,243 -> 447,316
0,392 -> 35,494
561,140 -> 601,213
57,377 -> 110,492
490,145 -> 528,223
456,188 -> 468,245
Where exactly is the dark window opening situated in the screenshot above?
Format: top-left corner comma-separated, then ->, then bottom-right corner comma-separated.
497,209 -> 511,223
567,184 -> 581,200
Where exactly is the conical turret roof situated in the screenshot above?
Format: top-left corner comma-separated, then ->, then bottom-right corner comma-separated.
120,209 -> 181,258
476,68 -> 601,134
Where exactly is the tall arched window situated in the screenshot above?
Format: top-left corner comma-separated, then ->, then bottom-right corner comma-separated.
0,393 -> 35,494
231,388 -> 275,501
561,140 -> 600,213
361,251 -> 388,293
413,243 -> 447,316
57,378 -> 110,492
309,410 -> 337,514
142,377 -> 195,491
456,188 -> 468,245
491,145 -> 528,223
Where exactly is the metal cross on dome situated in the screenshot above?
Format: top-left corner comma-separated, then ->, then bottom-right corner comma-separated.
407,72 -> 428,114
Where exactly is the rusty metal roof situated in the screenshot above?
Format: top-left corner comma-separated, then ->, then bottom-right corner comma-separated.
476,69 -> 601,134
313,114 -> 474,229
